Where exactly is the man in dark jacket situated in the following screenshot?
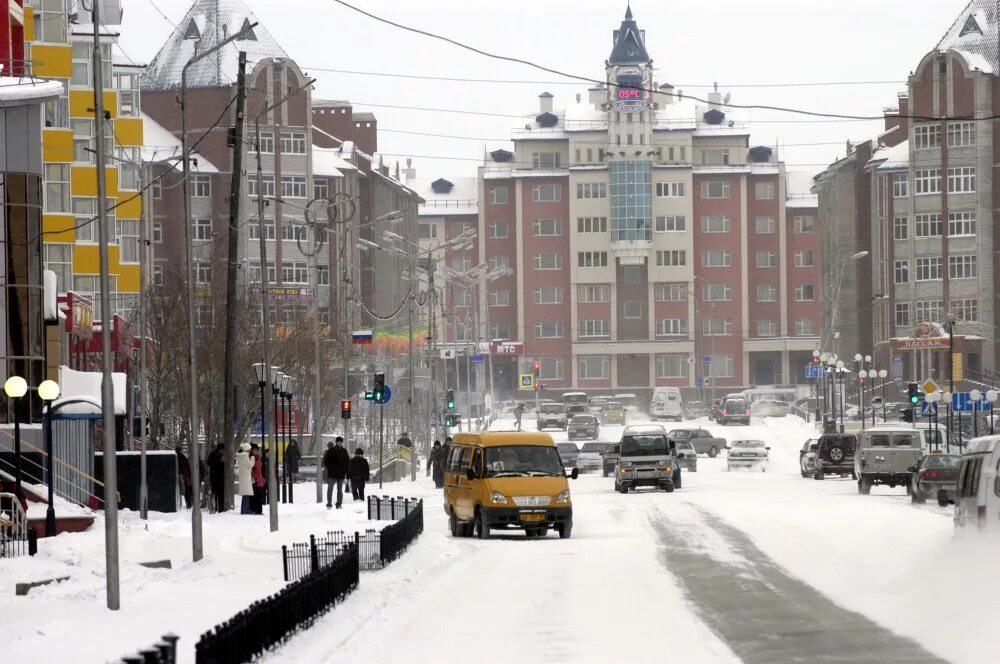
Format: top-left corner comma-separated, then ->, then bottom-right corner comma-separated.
206,443 -> 226,512
176,446 -> 192,508
285,439 -> 301,483
323,436 -> 351,508
427,440 -> 445,488
348,448 -> 370,501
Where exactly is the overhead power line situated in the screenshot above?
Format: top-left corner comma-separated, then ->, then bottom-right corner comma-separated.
329,0 -> 997,123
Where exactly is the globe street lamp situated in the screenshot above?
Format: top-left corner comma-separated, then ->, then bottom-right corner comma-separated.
4,376 -> 28,498
877,370 -> 888,422
270,368 -> 284,509
38,379 -> 60,536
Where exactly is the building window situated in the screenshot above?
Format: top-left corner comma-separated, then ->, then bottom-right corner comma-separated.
702,283 -> 732,301
700,180 -> 731,199
947,122 -> 976,147
795,318 -> 816,336
610,160 -> 652,241
418,222 -> 437,239
578,356 -> 610,380
317,266 -> 330,285
714,355 -> 735,378
914,169 -> 941,195
257,132 -> 274,154
577,251 -> 608,268
489,323 -> 511,339
116,220 -> 140,263
489,289 -> 510,306
44,164 -> 71,213
895,303 -> 910,327
193,218 -> 213,241
532,185 -> 560,202
539,357 -> 564,380
152,222 -> 163,243
534,252 -> 563,270
701,147 -> 730,166
756,284 -> 777,302
195,262 -> 212,284
757,319 -> 777,337
151,179 -> 163,199
702,318 -> 733,336
488,186 -> 508,204
452,289 -> 471,307
532,218 -> 562,236
656,318 -> 688,336
451,256 -> 471,273
701,216 -> 731,233
532,153 -> 561,169
656,250 -> 686,267
756,250 -> 777,268
655,355 -> 688,379
533,287 -> 563,304
947,167 -> 976,193
894,260 -> 909,284
191,175 -> 212,198
248,219 -> 276,240
279,131 -> 307,154
44,244 -> 73,292
948,212 -> 975,236
578,320 -> 610,337
488,220 -> 509,238
534,322 -> 563,339
281,175 -> 308,199
153,264 -> 164,286
282,262 -> 309,284
655,283 -> 688,302
755,216 -> 776,234
247,174 -> 276,198
578,284 -> 610,303
794,284 -> 815,301
916,257 -> 943,281
949,254 -> 977,279
915,300 -> 944,322
952,298 -> 978,322
655,182 -> 685,197
576,182 -> 607,199
248,261 -> 277,283
793,216 -> 814,233
913,124 -> 940,150
755,182 -> 775,200
654,215 -> 686,232
702,250 -> 732,267
314,180 -> 329,200
623,301 -> 643,319
577,216 -> 608,233
794,250 -> 814,268
893,216 -> 908,240
489,255 -> 511,271
73,198 -> 97,243
915,213 -> 942,238
892,173 -> 908,198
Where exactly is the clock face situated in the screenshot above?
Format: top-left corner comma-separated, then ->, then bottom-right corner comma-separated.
613,73 -> 644,109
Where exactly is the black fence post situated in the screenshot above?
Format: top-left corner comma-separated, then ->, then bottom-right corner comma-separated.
310,534 -> 319,574
282,545 -> 289,582
28,527 -> 37,556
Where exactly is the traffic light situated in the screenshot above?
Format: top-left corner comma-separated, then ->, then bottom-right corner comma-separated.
445,413 -> 454,428
447,389 -> 455,410
373,372 -> 385,402
532,361 -> 540,376
341,399 -> 352,419
364,390 -> 374,401
907,382 -> 920,405
901,408 -> 914,423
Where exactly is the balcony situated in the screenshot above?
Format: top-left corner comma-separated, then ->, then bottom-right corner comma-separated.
611,226 -> 651,258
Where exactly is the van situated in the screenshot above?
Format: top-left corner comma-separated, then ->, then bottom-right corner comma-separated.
614,424 -> 681,493
865,423 -> 949,452
615,393 -> 639,412
562,391 -> 589,416
855,426 -> 922,494
650,387 -> 683,422
442,432 -> 577,540
952,435 -> 1000,531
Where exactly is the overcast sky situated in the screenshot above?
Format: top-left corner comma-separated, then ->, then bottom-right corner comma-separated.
120,0 -> 969,183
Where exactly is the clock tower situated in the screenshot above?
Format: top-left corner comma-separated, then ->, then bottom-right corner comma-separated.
606,5 -> 654,148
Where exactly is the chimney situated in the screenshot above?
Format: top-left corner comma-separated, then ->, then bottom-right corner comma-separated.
708,91 -> 722,109
539,92 -> 554,114
402,157 -> 416,183
576,93 -> 581,103
589,85 -> 605,107
655,82 -> 675,106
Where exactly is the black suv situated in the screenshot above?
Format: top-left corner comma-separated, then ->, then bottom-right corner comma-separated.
717,398 -> 750,426
813,433 -> 857,480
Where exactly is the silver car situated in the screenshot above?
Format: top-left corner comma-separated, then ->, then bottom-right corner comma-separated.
673,440 -> 698,472
727,440 -> 770,472
799,438 -> 819,477
576,442 -> 608,473
567,414 -> 600,441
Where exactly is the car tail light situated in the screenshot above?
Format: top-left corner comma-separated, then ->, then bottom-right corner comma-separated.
745,409 -> 750,415
921,469 -> 938,480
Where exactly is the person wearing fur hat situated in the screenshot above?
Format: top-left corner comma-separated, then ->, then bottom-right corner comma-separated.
237,442 -> 255,514
348,448 -> 370,501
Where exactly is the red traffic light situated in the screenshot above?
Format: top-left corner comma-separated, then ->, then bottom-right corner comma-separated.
341,399 -> 352,419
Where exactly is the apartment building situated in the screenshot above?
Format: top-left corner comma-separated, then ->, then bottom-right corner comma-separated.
472,7 -> 820,396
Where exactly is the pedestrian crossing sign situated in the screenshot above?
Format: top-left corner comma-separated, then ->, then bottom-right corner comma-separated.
519,373 -> 535,390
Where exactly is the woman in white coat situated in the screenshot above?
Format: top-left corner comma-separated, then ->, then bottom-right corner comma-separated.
237,442 -> 255,514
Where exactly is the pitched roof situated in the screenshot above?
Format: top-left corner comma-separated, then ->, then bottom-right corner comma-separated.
608,5 -> 651,65
142,0 -> 290,91
935,0 -> 999,74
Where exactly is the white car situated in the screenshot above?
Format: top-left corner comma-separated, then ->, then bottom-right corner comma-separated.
727,440 -> 770,472
575,442 -> 608,473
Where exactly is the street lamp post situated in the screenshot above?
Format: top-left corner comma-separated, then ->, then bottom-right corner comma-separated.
270,368 -> 283,508
812,350 -> 821,422
858,370 -> 868,427
4,376 -> 27,498
253,362 -> 268,463
987,390 -> 998,435
283,376 -> 295,503
38,380 -> 60,536
836,360 -> 846,433
970,389 -> 983,439
878,369 -> 888,422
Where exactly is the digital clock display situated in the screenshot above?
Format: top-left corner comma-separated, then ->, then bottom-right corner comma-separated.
614,74 -> 644,108
617,88 -> 642,100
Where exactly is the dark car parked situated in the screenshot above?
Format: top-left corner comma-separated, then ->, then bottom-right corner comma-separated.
909,452 -> 961,505
813,433 -> 857,480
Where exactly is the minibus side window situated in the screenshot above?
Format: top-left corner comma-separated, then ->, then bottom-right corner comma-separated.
447,447 -> 463,473
471,448 -> 483,478
994,459 -> 1000,498
458,448 -> 472,474
970,458 -> 982,495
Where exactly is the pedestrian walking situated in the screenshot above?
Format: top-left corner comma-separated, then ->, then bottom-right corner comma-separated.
514,402 -> 524,431
176,446 -> 192,508
237,443 -> 255,515
285,438 -> 301,484
206,443 -> 226,513
428,440 -> 445,489
323,436 -> 350,509
348,448 -> 370,501
250,443 -> 265,514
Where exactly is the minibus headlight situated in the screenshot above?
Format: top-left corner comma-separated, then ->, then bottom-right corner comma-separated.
555,490 -> 571,504
489,490 -> 508,505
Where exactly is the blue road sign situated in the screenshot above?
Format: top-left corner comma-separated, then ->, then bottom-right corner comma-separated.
472,354 -> 485,364
805,364 -> 823,379
919,401 -> 937,417
377,385 -> 392,405
703,356 -> 712,364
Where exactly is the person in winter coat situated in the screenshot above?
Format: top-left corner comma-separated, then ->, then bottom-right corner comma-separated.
251,443 -> 265,514
348,448 -> 370,501
285,439 -> 301,483
175,446 -> 193,508
236,443 -> 255,514
323,436 -> 351,508
206,443 -> 226,513
514,402 -> 525,431
427,440 -> 446,488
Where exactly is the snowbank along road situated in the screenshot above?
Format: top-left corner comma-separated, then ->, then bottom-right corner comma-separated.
270,414 -> 993,664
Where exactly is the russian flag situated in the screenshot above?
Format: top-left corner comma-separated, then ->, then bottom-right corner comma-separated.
352,329 -> 373,345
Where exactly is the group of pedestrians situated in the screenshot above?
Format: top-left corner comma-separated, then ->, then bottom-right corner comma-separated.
323,437 -> 370,508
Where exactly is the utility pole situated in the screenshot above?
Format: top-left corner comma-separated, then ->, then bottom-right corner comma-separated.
948,317 -> 955,445
92,0 -> 120,610
139,164 -> 150,520
428,266 -> 438,450
222,52 -> 247,512
407,285 -> 415,481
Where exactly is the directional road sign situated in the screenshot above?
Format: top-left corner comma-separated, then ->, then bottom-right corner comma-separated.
703,356 -> 712,364
472,354 -> 485,364
805,364 -> 823,379
377,385 -> 392,405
